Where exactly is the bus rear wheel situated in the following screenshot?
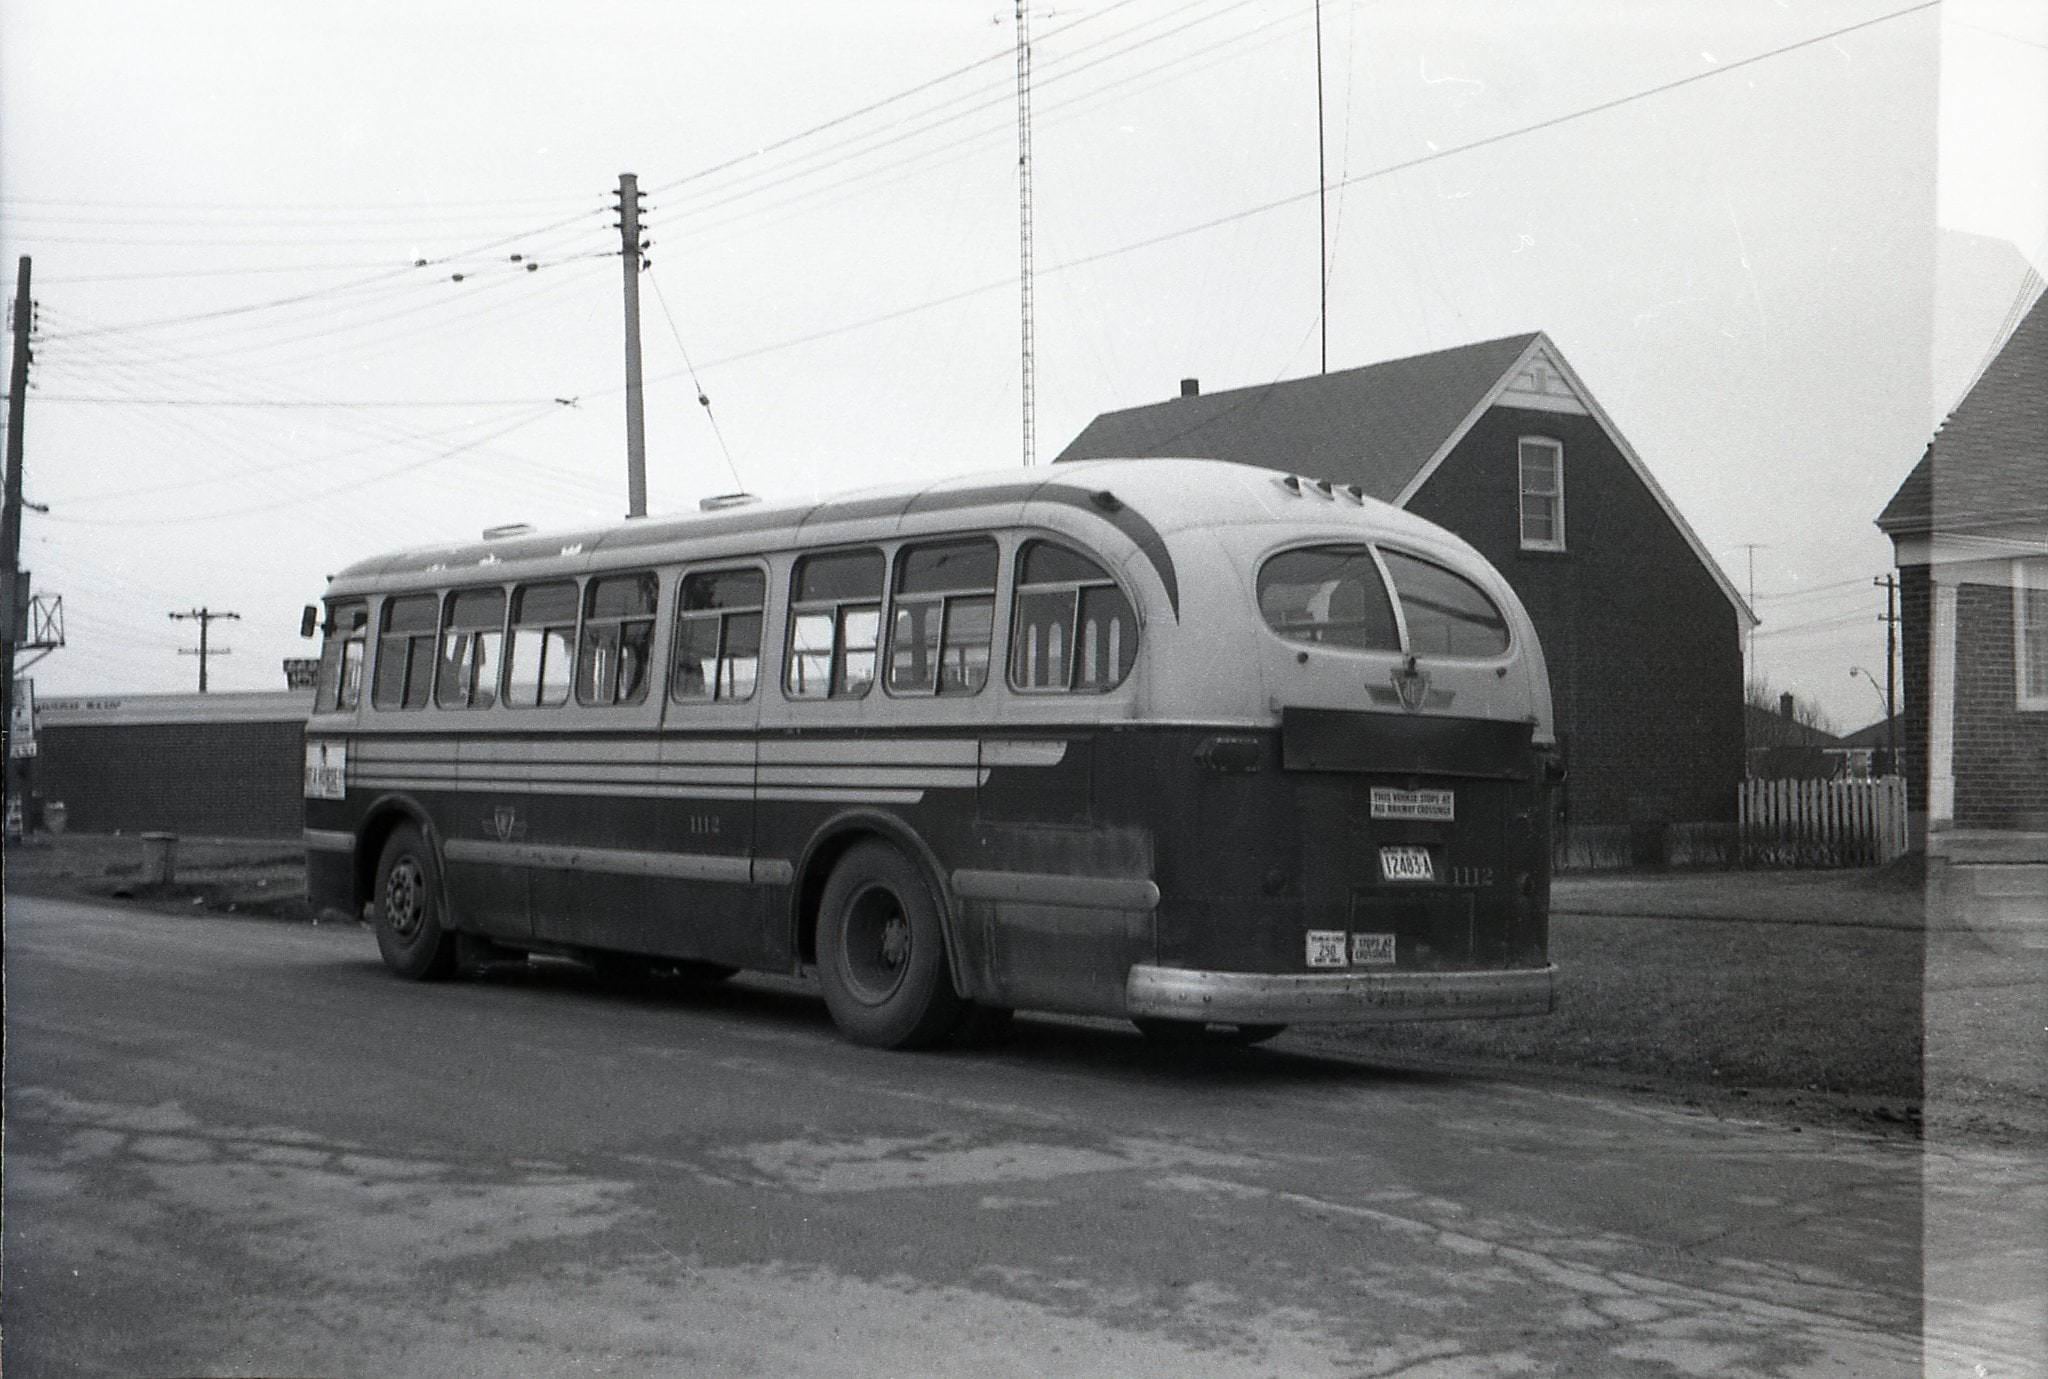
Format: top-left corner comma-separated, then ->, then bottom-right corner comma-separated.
817,841 -> 964,1050
372,824 -> 457,981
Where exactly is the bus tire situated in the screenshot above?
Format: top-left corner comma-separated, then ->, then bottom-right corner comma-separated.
817,841 -> 964,1050
372,824 -> 457,981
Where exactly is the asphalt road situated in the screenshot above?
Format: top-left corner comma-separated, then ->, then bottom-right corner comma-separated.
3,893 -> 2040,1378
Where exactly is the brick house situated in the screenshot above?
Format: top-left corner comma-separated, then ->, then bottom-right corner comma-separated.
32,691 -> 312,839
1056,332 -> 1755,863
1877,289 -> 2048,913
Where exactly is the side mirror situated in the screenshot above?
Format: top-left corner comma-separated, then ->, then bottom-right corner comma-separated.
300,605 -> 319,638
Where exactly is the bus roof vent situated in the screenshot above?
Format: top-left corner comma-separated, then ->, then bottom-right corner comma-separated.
482,523 -> 534,540
700,492 -> 763,512
1278,474 -> 1303,495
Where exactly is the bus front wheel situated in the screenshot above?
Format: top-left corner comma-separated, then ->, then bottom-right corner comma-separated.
372,824 -> 458,981
817,841 -> 964,1050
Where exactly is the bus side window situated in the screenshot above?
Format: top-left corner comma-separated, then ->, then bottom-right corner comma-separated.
504,580 -> 579,708
316,601 -> 368,712
1008,541 -> 1136,693
786,549 -> 884,700
887,537 -> 997,696
576,572 -> 660,707
673,567 -> 766,703
435,586 -> 507,710
371,593 -> 440,711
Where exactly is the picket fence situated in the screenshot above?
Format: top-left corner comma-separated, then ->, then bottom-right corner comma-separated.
1738,776 -> 1909,868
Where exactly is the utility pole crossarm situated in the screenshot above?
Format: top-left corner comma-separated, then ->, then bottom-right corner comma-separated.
170,607 -> 240,693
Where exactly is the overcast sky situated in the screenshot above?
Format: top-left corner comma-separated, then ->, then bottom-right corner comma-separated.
4,0 -> 2044,731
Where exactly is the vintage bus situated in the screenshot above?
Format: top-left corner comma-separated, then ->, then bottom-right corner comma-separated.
303,458 -> 1559,1049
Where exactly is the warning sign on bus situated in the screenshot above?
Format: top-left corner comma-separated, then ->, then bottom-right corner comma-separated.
304,740 -> 347,800
1369,787 -> 1454,821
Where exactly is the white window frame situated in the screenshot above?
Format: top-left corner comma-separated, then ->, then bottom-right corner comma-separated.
1518,436 -> 1565,552
2015,557 -> 2048,711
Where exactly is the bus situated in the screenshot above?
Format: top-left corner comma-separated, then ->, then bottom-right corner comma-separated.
303,458 -> 1559,1049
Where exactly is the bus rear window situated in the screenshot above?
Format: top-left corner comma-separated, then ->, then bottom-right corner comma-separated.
1257,546 -> 1399,651
1380,550 -> 1510,658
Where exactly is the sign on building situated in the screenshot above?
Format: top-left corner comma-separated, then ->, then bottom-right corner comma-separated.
282,657 -> 320,690
9,677 -> 35,758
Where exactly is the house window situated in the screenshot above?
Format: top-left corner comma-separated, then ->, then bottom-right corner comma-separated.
1519,437 -> 1564,551
2018,558 -> 2048,711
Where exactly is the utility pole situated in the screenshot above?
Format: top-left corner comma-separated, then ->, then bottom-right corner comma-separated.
3,257 -> 32,780
170,608 -> 239,693
1015,1 -> 1037,467
616,173 -> 648,517
1737,543 -> 1767,690
1314,0 -> 1328,375
1876,573 -> 1899,770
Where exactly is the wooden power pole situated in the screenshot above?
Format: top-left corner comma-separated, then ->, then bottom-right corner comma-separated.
3,257 -> 32,776
170,607 -> 239,693
616,173 -> 648,518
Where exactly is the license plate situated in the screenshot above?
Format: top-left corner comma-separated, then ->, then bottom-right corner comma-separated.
1371,787 -> 1454,821
1306,930 -> 1348,968
1379,845 -> 1433,882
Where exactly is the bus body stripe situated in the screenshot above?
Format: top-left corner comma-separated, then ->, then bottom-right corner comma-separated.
443,838 -> 787,885
951,869 -> 1160,911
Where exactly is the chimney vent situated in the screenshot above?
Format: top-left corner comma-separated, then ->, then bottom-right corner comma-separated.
1779,692 -> 1795,721
1180,377 -> 1200,397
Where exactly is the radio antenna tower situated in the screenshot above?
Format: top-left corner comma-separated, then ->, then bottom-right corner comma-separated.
1015,0 -> 1037,467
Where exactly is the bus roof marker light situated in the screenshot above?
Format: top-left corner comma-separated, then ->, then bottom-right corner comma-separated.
1343,484 -> 1365,504
1279,475 -> 1303,495
700,493 -> 762,512
482,523 -> 534,541
1089,489 -> 1123,513
1313,479 -> 1335,499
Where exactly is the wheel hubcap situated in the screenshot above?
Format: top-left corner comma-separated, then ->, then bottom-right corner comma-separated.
841,884 -> 911,1004
384,858 -> 424,938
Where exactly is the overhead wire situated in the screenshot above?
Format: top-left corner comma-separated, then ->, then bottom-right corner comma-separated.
645,265 -> 744,492
626,1 -> 1941,390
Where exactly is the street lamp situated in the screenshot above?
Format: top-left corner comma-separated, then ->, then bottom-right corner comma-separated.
1849,666 -> 1895,777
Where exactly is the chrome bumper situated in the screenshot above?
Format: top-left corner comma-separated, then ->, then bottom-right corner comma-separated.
1125,963 -> 1555,1025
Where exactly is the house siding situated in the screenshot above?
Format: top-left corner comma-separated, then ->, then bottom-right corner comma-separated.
1951,579 -> 2048,830
35,719 -> 306,839
1407,406 -> 1743,829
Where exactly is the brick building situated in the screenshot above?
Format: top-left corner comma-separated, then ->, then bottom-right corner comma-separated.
31,691 -> 312,839
1057,332 -> 1754,863
1878,289 -> 2048,905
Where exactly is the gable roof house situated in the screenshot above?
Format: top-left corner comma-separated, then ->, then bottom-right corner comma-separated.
1058,332 -> 1755,865
1877,288 -> 2048,907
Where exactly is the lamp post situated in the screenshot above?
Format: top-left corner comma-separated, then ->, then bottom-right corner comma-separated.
1849,665 -> 1894,777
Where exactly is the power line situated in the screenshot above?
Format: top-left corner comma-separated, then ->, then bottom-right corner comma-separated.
645,266 -> 743,493
38,205 -> 611,340
640,0 -> 1156,198
638,0 -> 1939,387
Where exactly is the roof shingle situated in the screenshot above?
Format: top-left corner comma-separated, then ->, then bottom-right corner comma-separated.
1053,333 -> 1540,498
